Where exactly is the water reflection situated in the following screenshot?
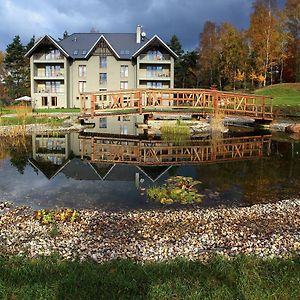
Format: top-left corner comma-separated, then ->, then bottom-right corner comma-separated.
0,123 -> 299,210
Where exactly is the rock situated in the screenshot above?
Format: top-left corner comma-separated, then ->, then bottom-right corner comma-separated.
285,124 -> 300,133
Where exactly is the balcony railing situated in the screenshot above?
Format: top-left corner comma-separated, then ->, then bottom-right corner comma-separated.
140,53 -> 171,61
34,89 -> 64,94
33,53 -> 64,61
34,72 -> 65,78
146,71 -> 170,78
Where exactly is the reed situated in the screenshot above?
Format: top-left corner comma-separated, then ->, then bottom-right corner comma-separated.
160,119 -> 191,145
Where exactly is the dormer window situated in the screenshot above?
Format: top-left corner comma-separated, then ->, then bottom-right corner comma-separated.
120,49 -> 130,55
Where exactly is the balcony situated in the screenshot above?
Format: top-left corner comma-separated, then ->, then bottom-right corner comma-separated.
34,89 -> 64,95
34,72 -> 65,80
139,53 -> 171,63
33,53 -> 65,63
139,71 -> 171,81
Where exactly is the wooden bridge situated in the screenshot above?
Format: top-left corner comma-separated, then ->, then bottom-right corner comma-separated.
80,88 -> 273,121
79,134 -> 271,166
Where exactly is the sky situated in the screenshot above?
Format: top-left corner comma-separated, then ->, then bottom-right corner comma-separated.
0,0 -> 286,51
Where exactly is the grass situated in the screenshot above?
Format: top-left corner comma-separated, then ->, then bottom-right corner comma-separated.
255,83 -> 300,106
0,116 -> 65,126
35,108 -> 80,113
0,106 -> 80,115
0,255 -> 299,299
160,120 -> 190,145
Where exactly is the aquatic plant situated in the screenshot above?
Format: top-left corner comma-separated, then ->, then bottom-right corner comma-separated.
147,176 -> 203,205
35,208 -> 80,225
160,119 -> 191,145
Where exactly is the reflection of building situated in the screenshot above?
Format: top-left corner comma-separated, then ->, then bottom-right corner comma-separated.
25,26 -> 177,109
83,115 -> 145,136
29,131 -> 272,182
29,133 -> 71,179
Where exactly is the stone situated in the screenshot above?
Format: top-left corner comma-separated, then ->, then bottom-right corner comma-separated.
285,124 -> 300,133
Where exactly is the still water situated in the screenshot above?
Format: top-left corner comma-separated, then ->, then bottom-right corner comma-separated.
0,127 -> 299,211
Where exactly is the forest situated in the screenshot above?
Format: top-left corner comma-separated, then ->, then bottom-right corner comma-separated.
0,0 -> 299,103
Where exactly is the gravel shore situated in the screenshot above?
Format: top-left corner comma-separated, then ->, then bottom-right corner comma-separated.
0,200 -> 299,262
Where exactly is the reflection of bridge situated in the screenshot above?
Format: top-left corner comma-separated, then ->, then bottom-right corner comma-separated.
79,135 -> 272,165
80,88 -> 273,121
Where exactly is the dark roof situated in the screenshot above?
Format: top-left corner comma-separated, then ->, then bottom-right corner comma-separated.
58,33 -> 150,59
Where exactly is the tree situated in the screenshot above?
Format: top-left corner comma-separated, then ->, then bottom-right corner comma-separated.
168,35 -> 184,57
0,51 -> 8,102
248,0 -> 281,86
199,21 -> 220,87
285,0 -> 300,81
179,51 -> 199,88
168,35 -> 184,87
218,23 -> 249,89
4,35 -> 29,99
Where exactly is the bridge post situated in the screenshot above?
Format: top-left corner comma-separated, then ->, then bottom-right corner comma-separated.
138,90 -> 143,114
211,85 -> 218,116
91,95 -> 96,118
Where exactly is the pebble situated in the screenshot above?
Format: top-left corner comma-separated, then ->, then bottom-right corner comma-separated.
0,199 -> 299,262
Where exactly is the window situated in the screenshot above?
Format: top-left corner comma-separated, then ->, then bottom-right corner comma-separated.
55,81 -> 61,92
100,56 -> 107,68
79,81 -> 86,93
120,81 -> 128,90
122,116 -> 130,121
46,81 -> 51,92
45,49 -> 61,60
120,125 -> 128,135
147,50 -> 163,61
45,66 -> 50,77
100,73 -> 107,85
79,65 -> 86,79
146,66 -> 163,77
73,49 -> 79,55
120,65 -> 128,78
51,96 -> 57,106
42,97 -> 48,106
99,117 -> 107,128
147,82 -> 163,89
55,65 -> 61,76
120,49 -> 130,55
82,49 -> 87,55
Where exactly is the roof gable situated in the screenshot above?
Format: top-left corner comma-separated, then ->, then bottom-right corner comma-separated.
132,35 -> 178,58
25,35 -> 69,58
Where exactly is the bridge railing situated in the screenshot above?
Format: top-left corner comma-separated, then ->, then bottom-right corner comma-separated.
79,135 -> 272,165
80,88 -> 273,120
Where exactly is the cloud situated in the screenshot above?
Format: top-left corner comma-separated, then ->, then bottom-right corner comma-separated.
0,0 -> 285,51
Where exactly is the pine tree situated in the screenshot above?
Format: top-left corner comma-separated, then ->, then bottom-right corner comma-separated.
168,35 -> 184,57
4,35 -> 29,99
168,35 -> 184,87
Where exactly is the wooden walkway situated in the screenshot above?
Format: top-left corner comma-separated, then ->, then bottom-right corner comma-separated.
80,88 -> 273,121
79,135 -> 272,166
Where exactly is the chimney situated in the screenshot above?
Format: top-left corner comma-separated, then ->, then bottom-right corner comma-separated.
136,25 -> 141,44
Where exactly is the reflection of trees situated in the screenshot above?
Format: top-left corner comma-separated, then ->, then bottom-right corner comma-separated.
195,143 -> 300,205
0,136 -> 31,174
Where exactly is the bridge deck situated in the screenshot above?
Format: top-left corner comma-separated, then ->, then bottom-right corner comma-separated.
80,88 -> 273,121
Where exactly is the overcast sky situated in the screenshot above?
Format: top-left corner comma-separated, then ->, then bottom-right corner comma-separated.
0,0 -> 286,51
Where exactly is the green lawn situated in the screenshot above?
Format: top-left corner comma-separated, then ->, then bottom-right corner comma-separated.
0,255 -> 299,300
0,107 -> 80,115
35,108 -> 80,113
0,116 -> 64,126
255,83 -> 300,106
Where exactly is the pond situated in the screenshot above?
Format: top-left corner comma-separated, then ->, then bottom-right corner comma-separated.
0,121 -> 299,210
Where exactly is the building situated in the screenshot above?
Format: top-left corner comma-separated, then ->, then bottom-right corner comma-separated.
25,26 -> 177,109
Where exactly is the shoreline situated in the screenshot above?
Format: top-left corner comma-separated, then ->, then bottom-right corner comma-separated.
1,199 -> 299,263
